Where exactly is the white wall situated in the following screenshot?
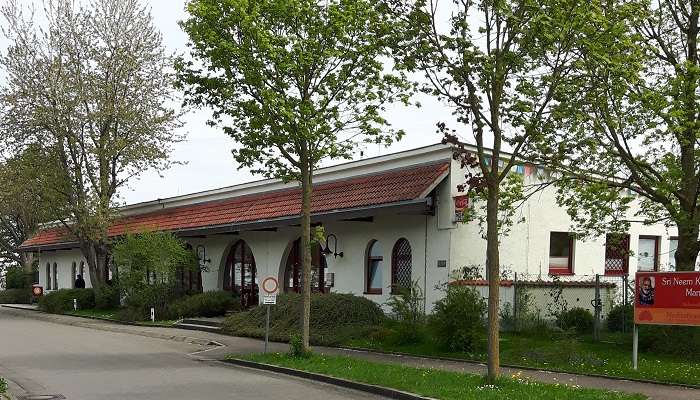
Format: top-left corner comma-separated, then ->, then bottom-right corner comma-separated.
38,249 -> 92,291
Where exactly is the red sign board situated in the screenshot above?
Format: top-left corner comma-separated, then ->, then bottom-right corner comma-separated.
635,272 -> 700,326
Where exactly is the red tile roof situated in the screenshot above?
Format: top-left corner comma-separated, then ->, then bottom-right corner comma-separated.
21,162 -> 449,250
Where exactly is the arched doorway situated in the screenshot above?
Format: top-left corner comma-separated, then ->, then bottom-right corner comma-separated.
284,238 -> 327,293
224,240 -> 258,308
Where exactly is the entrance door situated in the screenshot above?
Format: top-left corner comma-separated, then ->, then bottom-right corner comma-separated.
284,238 -> 327,293
224,240 -> 258,308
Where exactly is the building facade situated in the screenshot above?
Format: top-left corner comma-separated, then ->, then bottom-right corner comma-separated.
21,143 -> 688,314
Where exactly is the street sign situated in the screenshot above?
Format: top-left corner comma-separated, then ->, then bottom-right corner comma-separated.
262,276 -> 279,294
262,294 -> 277,305
634,271 -> 700,326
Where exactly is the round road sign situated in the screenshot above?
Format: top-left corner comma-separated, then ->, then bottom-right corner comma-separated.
262,277 -> 279,294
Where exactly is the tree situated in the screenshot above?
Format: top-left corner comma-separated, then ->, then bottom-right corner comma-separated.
386,0 -> 591,382
177,0 -> 411,351
112,231 -> 199,319
0,0 -> 182,290
535,0 -> 700,272
0,146 -> 58,278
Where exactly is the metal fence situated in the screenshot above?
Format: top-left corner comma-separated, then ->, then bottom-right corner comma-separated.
458,272 -> 635,341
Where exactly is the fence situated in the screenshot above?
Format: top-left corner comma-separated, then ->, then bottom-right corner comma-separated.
456,272 -> 634,341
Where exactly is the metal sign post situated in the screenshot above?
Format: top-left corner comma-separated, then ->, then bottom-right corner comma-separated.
261,276 -> 279,353
632,324 -> 639,370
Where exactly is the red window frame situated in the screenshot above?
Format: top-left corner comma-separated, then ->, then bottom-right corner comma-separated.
549,232 -> 574,275
638,235 -> 660,272
604,234 -> 630,275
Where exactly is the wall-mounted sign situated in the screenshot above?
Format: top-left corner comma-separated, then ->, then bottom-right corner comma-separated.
454,195 -> 469,222
634,271 -> 700,326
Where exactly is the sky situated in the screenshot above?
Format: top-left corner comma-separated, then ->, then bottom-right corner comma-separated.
0,0 -> 462,205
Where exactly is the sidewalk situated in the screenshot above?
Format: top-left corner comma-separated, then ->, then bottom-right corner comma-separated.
3,305 -> 699,400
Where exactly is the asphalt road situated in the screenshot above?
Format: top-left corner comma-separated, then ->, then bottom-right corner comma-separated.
0,309 -> 383,400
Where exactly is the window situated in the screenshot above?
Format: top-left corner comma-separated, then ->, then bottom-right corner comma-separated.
638,236 -> 659,271
669,237 -> 678,271
366,240 -> 383,294
52,263 -> 58,290
224,240 -> 258,307
283,238 -> 326,294
391,239 -> 412,292
46,263 -> 51,290
549,232 -> 574,275
71,262 -> 77,288
605,234 -> 630,275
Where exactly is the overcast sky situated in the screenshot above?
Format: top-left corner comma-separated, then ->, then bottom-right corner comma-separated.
1,0 -> 463,205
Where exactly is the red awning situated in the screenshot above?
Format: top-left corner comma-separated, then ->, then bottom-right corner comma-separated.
21,162 -> 449,250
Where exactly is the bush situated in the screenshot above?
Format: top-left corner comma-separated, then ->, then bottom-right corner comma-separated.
4,266 -> 29,289
430,285 -> 486,352
385,280 -> 426,345
0,376 -> 6,394
0,288 -> 31,304
223,293 -> 386,346
289,333 -> 311,358
38,289 -> 95,313
170,291 -> 238,318
117,282 -> 179,321
95,285 -> 121,310
607,304 -> 633,332
556,307 -> 594,334
639,325 -> 700,360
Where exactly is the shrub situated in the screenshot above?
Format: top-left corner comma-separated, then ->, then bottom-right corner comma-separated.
0,376 -> 6,394
170,291 -> 238,318
95,285 -> 121,310
38,289 -> 95,313
4,266 -> 29,289
289,333 -> 311,358
430,285 -> 486,352
223,293 -> 386,346
556,307 -> 594,334
385,280 -> 426,345
117,282 -> 179,321
0,288 -> 31,304
607,304 -> 633,332
639,325 -> 700,360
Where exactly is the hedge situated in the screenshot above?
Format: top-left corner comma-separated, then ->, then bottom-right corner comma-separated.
170,291 -> 238,318
222,293 -> 386,345
0,288 -> 31,304
38,289 -> 96,313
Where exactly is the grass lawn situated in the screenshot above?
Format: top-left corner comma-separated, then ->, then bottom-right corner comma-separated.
347,332 -> 700,386
237,353 -> 646,400
66,308 -> 177,327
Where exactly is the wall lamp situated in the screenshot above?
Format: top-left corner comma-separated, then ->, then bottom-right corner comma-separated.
321,233 -> 344,259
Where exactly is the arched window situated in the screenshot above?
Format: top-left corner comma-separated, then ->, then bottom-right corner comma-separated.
365,240 -> 383,294
46,263 -> 51,290
52,262 -> 58,290
284,238 -> 326,294
71,262 -> 77,288
224,240 -> 258,308
391,238 -> 412,293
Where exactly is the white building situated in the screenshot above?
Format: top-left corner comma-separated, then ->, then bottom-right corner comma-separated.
21,143 -> 684,313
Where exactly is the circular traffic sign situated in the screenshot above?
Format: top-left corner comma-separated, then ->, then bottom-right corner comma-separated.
32,286 -> 43,296
262,277 -> 279,294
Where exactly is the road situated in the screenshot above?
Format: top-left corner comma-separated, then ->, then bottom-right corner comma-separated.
0,308 -> 383,400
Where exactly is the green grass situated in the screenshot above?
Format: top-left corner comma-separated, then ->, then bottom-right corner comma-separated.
347,331 -> 700,386
66,308 -> 177,327
236,353 -> 646,400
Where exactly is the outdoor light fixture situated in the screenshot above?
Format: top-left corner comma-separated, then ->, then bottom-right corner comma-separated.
321,233 -> 343,259
196,245 -> 211,267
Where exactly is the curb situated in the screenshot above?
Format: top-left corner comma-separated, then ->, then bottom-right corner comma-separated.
1,305 -> 219,348
224,358 -> 436,400
337,346 -> 700,390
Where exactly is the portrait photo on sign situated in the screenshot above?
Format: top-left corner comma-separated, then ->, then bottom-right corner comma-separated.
639,276 -> 655,306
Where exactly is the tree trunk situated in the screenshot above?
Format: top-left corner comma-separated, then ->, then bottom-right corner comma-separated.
20,251 -> 35,286
299,146 -> 313,352
675,222 -> 700,271
80,240 -> 109,291
485,179 -> 501,383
